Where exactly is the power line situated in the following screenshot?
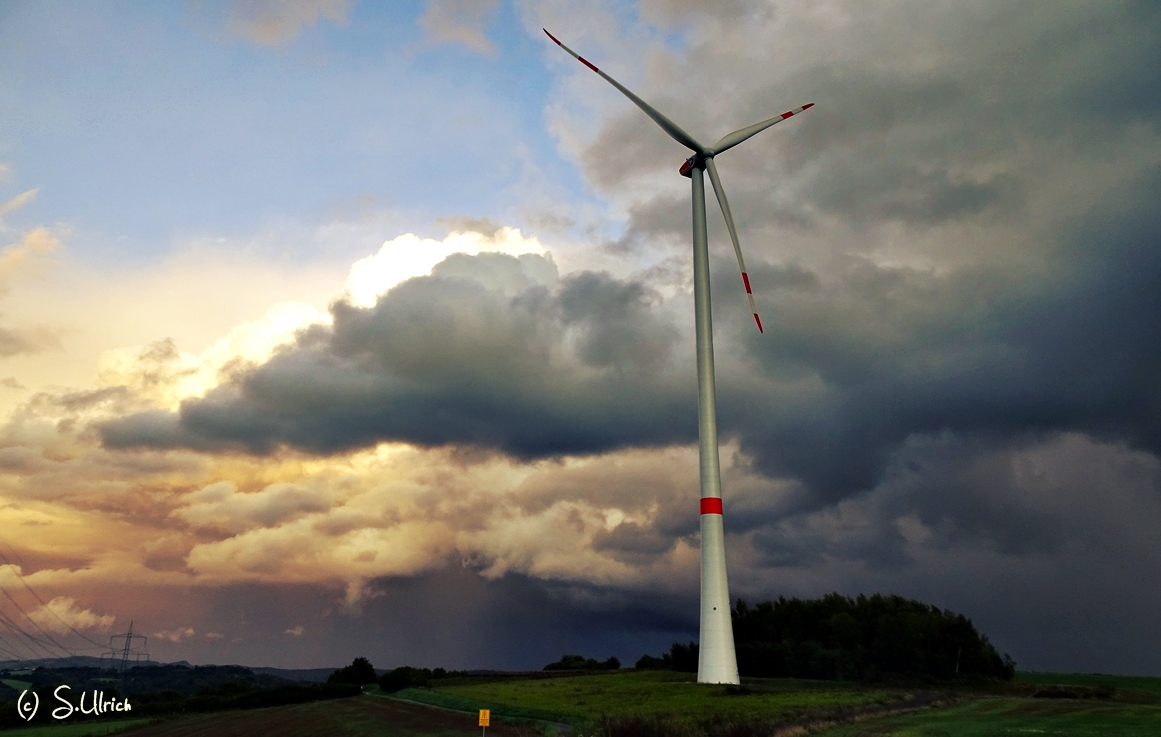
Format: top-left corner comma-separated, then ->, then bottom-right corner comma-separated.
0,538 -> 108,650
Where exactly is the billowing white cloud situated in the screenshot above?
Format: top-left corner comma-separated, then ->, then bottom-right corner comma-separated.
90,227 -> 545,413
98,300 -> 329,410
28,596 -> 115,634
342,227 -> 548,308
174,481 -> 332,535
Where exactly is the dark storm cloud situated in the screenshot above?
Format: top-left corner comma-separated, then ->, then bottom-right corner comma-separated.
726,431 -> 1161,673
101,163 -> 1161,511
588,2 -> 1161,236
780,3 -> 1159,225
710,163 -> 1161,499
592,521 -> 679,567
101,253 -> 694,457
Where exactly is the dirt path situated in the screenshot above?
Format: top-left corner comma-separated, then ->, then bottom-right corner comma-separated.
118,695 -> 536,737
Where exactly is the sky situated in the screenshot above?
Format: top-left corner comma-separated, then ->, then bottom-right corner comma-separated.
0,0 -> 1159,675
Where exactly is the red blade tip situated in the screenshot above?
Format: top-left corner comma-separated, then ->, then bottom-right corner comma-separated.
543,28 -> 561,45
754,314 -> 764,333
803,102 -> 814,109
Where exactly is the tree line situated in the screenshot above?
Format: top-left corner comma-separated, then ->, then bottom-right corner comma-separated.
637,593 -> 1015,681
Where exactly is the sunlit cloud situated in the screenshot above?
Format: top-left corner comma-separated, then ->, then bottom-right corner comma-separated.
342,227 -> 547,308
227,0 -> 349,46
97,301 -> 330,410
28,596 -> 115,634
0,227 -> 62,356
154,626 -> 196,643
0,226 -> 58,291
417,0 -> 501,56
0,189 -> 37,217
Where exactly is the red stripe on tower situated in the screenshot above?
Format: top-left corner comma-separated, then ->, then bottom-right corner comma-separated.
741,272 -> 753,294
700,497 -> 723,515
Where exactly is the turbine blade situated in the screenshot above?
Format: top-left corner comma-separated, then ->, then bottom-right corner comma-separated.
704,158 -> 763,333
544,29 -> 704,154
710,103 -> 814,156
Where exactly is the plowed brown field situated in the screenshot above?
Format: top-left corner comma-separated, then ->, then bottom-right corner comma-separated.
118,695 -> 539,737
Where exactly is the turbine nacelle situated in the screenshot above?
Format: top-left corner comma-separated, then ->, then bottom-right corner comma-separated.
679,155 -> 700,178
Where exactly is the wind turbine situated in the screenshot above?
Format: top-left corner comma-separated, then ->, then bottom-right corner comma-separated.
544,29 -> 813,685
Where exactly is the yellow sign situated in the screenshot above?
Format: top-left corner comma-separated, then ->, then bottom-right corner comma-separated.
478,709 -> 490,727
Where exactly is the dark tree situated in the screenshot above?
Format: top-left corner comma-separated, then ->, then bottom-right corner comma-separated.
633,594 -> 1014,682
543,654 -> 622,671
327,656 -> 377,685
634,654 -> 667,670
732,593 -> 1015,681
378,666 -> 431,693
666,642 -> 699,673
634,642 -> 698,673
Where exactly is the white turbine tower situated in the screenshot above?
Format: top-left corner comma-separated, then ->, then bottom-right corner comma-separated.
545,29 -> 813,684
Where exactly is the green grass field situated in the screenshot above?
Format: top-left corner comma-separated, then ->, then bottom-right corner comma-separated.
404,670 -> 909,732
812,696 -> 1161,737
441,670 -> 894,719
1016,671 -> 1161,701
412,669 -> 1161,736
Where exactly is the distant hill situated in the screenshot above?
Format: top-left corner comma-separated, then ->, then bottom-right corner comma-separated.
0,657 -> 463,685
249,667 -> 343,683
0,657 -> 348,683
0,655 -> 135,670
